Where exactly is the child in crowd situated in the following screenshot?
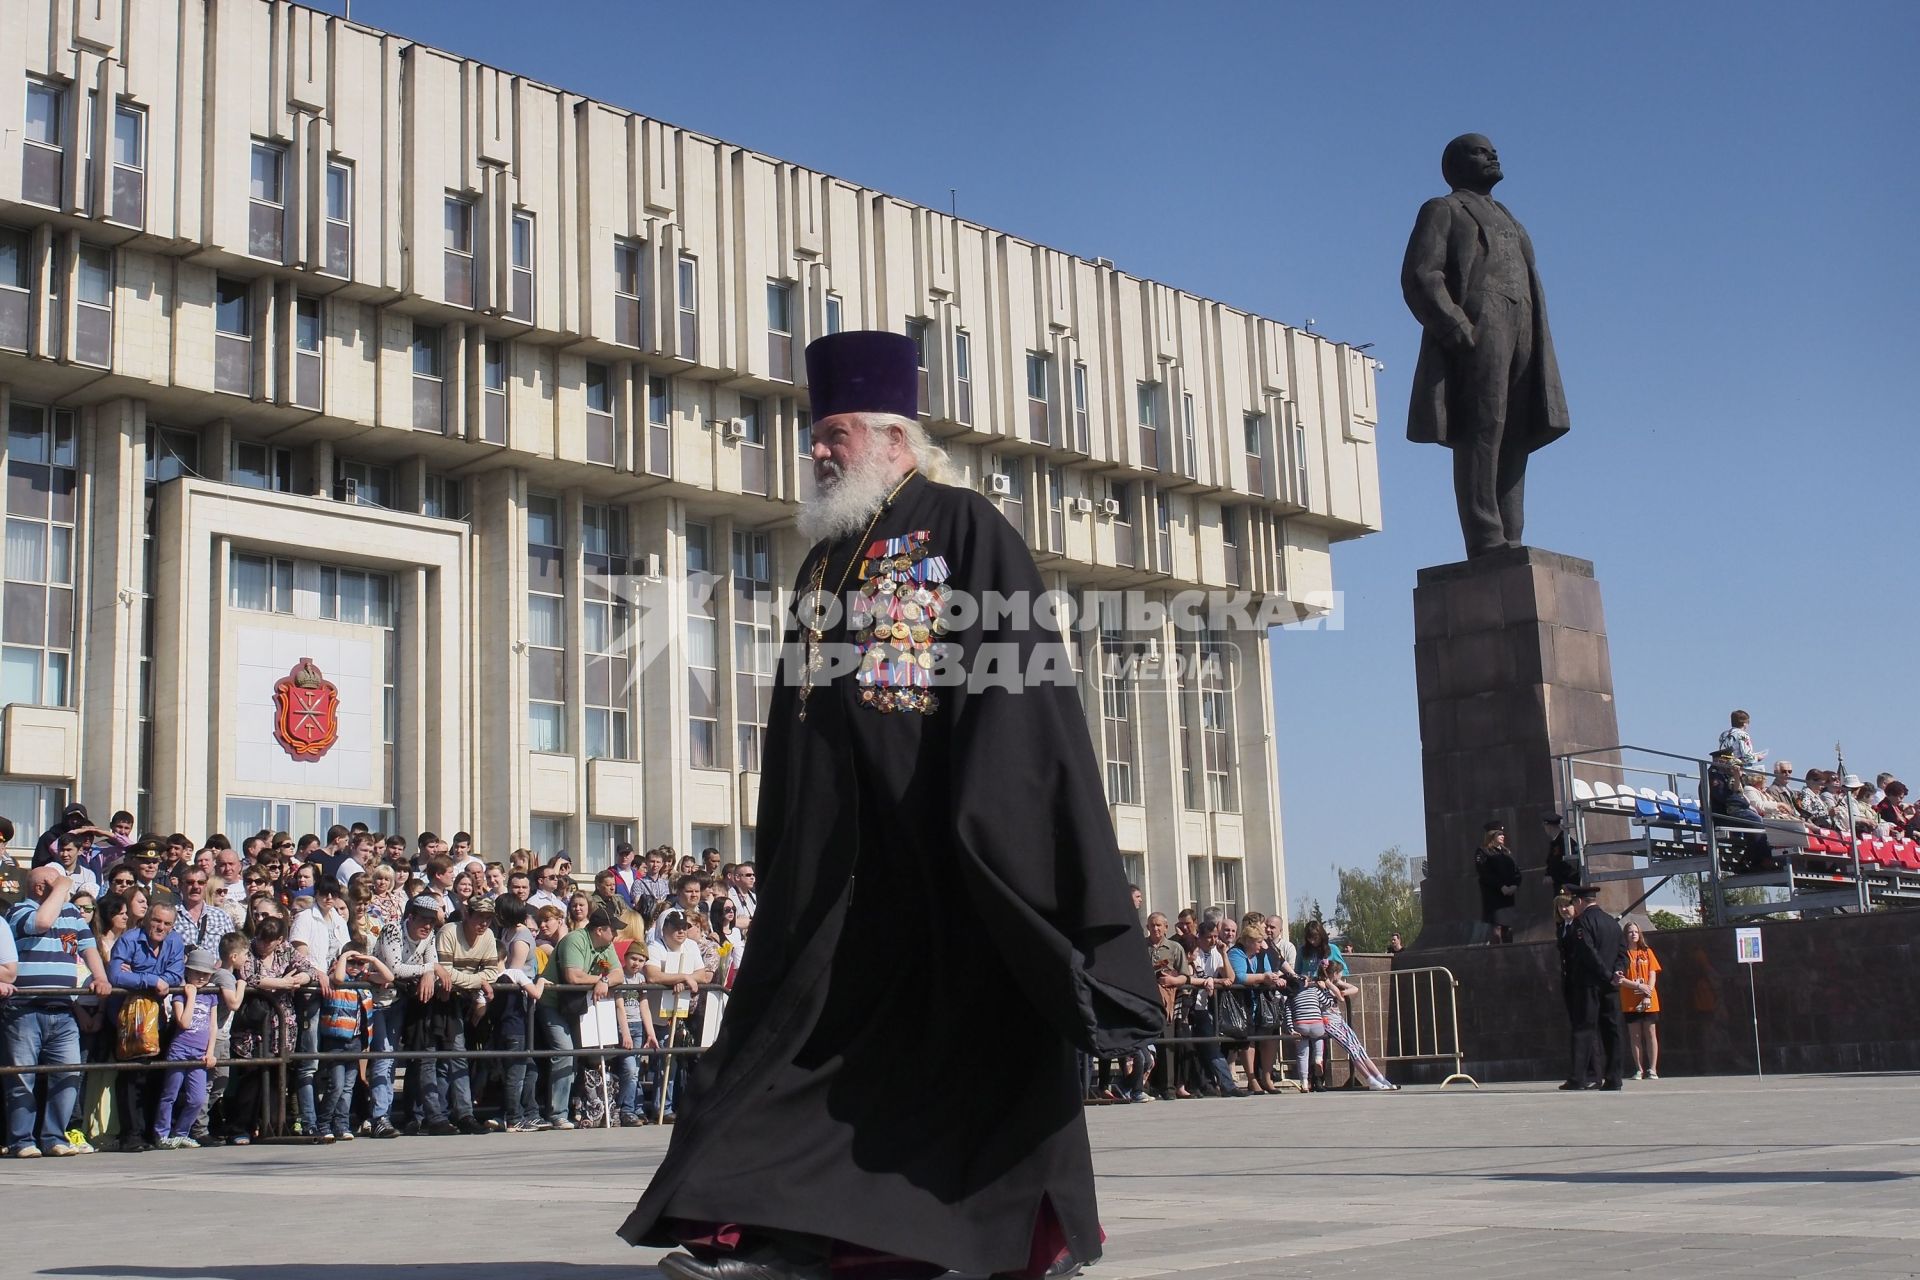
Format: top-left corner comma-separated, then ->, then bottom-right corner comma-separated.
318,944 -> 390,1141
1289,970 -> 1329,1090
151,948 -> 221,1148
1317,961 -> 1398,1092
615,945 -> 660,1127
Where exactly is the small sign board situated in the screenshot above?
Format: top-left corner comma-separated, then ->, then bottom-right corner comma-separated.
1735,927 -> 1763,964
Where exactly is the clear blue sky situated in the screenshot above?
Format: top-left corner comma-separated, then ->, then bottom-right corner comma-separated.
346,0 -> 1919,913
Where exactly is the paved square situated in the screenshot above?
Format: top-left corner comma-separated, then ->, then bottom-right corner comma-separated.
11,1074 -> 1919,1279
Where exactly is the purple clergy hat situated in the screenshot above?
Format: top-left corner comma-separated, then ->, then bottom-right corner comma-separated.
805,331 -> 921,421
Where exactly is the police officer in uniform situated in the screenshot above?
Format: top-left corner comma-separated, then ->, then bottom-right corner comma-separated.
1566,884 -> 1627,1090
1543,813 -> 1581,893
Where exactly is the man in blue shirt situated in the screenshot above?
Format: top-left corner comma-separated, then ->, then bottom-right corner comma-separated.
4,867 -> 111,1158
108,899 -> 184,1151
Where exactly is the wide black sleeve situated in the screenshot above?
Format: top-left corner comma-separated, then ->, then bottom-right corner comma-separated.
941,493 -> 1161,1055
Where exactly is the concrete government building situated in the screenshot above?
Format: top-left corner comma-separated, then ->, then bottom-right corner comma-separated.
0,0 -> 1381,917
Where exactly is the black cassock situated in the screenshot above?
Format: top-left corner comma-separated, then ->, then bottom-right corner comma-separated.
619,473 -> 1160,1275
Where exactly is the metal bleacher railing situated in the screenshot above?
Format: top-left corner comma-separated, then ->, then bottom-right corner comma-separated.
1553,744 -> 1918,925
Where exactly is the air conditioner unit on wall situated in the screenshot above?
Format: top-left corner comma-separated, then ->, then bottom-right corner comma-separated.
987,473 -> 1012,497
1072,497 -> 1094,515
339,477 -> 360,505
1101,497 -> 1121,518
723,417 -> 747,440
642,552 -> 665,580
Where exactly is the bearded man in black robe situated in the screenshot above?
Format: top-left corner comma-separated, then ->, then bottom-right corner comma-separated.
622,332 -> 1161,1280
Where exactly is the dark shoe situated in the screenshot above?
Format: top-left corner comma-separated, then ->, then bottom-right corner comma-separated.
1599,1080 -> 1624,1091
992,1255 -> 1084,1280
454,1115 -> 487,1135
426,1119 -> 461,1136
1226,1087 -> 1252,1098
119,1138 -> 152,1154
1557,1081 -> 1586,1091
369,1119 -> 401,1139
657,1245 -> 830,1280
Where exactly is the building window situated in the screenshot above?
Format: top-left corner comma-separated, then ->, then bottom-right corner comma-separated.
737,397 -> 768,495
584,821 -> 634,874
686,522 -> 717,767
444,195 -> 475,308
248,141 -> 287,261
993,458 -> 1026,535
824,292 -> 843,335
765,280 -> 795,382
0,226 -> 28,351
73,243 -> 112,367
231,440 -> 293,492
795,409 -> 815,502
526,493 -> 566,753
1136,382 -> 1163,471
1182,391 -> 1199,478
1044,464 -> 1066,553
148,424 -> 199,485
614,238 -> 645,347
229,552 -> 294,614
3,404 -> 78,708
22,79 -> 65,207
507,211 -> 534,322
1213,857 -> 1242,918
0,782 -> 71,852
732,530 -> 774,771
905,319 -> 931,416
323,162 -> 352,277
1293,422 -> 1311,507
1071,361 -> 1090,453
412,323 -> 445,432
1027,352 -> 1051,444
676,253 -> 698,361
213,277 -> 253,396
334,458 -> 392,507
110,103 -> 146,227
1177,651 -> 1200,810
583,503 -> 631,761
293,295 -> 322,409
584,361 -> 617,466
1110,479 -> 1136,569
1098,605 -> 1138,805
529,816 -> 567,860
645,375 -> 672,478
1153,487 -> 1173,573
422,474 -> 464,520
953,330 -> 973,426
1201,630 -> 1238,811
1244,413 -> 1268,497
483,339 -> 509,444
1222,504 -> 1243,588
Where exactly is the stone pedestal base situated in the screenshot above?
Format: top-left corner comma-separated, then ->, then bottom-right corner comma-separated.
1410,546 -> 1639,946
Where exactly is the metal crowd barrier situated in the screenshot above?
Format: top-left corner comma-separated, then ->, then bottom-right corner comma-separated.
1348,964 -> 1477,1088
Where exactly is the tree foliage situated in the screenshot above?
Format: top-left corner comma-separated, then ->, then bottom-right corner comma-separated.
1648,909 -> 1691,933
1288,896 -> 1323,946
1333,846 -> 1423,953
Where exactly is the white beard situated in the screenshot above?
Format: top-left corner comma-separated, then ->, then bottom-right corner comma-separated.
796,449 -> 903,544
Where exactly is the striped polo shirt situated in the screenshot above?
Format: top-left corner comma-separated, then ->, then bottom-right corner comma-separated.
5,900 -> 95,1001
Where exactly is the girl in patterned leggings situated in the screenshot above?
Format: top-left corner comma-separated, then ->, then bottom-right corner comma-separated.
1317,961 -> 1397,1091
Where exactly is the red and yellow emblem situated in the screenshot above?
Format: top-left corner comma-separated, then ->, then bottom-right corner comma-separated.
272,657 -> 340,760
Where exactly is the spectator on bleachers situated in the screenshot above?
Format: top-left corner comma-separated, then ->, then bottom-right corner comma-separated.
1709,752 -> 1776,871
1877,782 -> 1919,838
1717,709 -> 1766,768
1765,762 -> 1801,814
1873,773 -> 1894,806
1795,769 -> 1841,830
1845,776 -> 1883,836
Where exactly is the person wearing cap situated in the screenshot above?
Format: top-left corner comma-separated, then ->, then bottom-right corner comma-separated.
1565,885 -> 1627,1091
434,894 -> 503,1134
367,895 -> 449,1138
31,803 -> 105,868
127,840 -> 177,907
1541,814 -> 1581,895
1473,820 -> 1522,944
623,332 -> 1157,1280
151,948 -> 221,1149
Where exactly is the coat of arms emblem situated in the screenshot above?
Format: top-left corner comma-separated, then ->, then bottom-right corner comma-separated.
272,657 -> 340,760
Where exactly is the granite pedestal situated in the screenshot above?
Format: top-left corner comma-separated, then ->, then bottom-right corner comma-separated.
1411,546 -> 1639,946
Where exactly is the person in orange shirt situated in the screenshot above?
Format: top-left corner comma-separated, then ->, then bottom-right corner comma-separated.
1620,923 -> 1662,1080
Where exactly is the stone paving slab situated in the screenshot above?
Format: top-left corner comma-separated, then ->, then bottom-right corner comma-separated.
9,1074 -> 1919,1279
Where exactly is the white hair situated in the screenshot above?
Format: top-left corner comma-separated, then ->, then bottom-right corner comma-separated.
850,413 -> 958,485
796,413 -> 956,543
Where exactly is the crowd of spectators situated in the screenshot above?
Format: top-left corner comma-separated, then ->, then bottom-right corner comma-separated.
1711,708 -> 1916,870
0,803 -> 752,1158
1098,896 -> 1395,1102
